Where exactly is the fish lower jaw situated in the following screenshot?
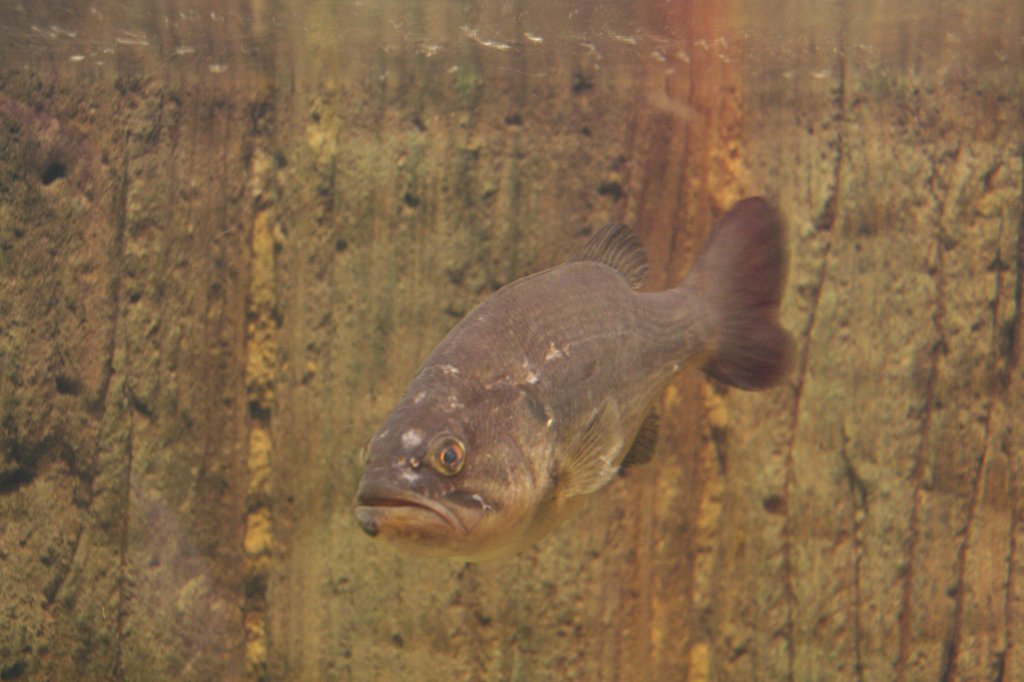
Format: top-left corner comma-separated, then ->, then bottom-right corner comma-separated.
354,499 -> 465,539
354,507 -> 514,559
356,500 -> 548,560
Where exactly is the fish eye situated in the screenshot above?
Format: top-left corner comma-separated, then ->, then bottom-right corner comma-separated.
430,437 -> 465,476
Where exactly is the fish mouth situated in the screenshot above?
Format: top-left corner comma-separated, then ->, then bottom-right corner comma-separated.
355,483 -> 468,538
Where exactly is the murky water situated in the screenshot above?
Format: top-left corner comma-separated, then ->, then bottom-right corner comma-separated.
1,2 -> 1021,681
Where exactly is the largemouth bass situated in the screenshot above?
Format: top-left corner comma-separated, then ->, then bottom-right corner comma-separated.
355,197 -> 793,559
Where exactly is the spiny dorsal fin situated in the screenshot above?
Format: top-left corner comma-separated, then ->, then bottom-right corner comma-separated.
570,223 -> 649,289
619,409 -> 658,470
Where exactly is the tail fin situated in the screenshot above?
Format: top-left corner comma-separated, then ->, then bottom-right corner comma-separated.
688,197 -> 794,390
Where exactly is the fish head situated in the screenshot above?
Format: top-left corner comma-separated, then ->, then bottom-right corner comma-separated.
354,377 -> 552,558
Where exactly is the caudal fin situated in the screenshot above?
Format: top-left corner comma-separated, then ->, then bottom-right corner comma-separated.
689,197 -> 794,390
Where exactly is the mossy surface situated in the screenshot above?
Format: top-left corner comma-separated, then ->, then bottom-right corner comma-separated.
0,1 -> 1021,680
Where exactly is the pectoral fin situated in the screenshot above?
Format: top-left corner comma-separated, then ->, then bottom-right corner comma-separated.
556,401 -> 626,498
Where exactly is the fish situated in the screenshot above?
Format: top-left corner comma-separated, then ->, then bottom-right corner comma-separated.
354,197 -> 794,559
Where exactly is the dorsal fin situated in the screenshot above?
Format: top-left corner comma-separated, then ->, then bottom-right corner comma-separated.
570,223 -> 649,289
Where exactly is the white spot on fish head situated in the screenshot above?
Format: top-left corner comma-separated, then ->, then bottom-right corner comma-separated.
520,357 -> 540,385
373,428 -> 389,442
544,342 -> 567,362
445,393 -> 465,411
401,428 -> 424,450
546,416 -> 554,428
412,391 -> 427,404
440,364 -> 460,376
399,469 -> 421,484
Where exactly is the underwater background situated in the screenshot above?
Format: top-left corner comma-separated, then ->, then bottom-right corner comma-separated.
0,1 -> 1021,680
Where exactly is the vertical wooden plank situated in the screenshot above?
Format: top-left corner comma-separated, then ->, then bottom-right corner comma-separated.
0,2 -> 268,679
738,2 -> 1024,681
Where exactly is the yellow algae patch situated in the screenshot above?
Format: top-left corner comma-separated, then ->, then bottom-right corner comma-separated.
248,426 -> 272,497
702,382 -> 729,431
245,508 -> 272,556
245,612 -> 267,671
689,641 -> 710,682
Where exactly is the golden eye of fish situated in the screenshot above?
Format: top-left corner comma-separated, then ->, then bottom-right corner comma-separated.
430,437 -> 465,476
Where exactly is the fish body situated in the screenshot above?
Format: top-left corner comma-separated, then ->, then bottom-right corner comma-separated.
355,197 -> 793,559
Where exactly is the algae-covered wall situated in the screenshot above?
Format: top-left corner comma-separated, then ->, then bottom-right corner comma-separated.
0,1 -> 1021,680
